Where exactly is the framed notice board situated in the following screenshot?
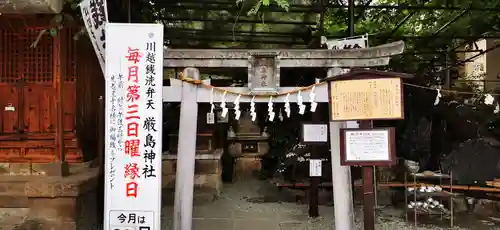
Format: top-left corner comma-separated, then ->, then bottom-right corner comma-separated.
339,127 -> 396,166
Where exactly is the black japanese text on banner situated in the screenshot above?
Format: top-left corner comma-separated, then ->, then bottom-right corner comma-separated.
323,35 -> 368,50
80,0 -> 109,74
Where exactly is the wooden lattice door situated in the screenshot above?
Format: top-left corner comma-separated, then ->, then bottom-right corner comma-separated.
0,29 -> 76,138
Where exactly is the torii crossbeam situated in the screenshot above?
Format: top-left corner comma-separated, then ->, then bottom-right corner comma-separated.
163,41 -> 404,103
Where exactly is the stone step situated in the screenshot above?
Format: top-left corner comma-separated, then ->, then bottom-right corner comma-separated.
0,225 -> 18,230
0,207 -> 29,227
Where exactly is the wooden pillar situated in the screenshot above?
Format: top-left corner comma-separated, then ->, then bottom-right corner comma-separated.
50,33 -> 68,176
360,120 -> 375,230
211,109 -> 219,150
309,79 -> 321,218
97,96 -> 105,172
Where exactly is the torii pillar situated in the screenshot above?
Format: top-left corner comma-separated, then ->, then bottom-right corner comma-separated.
163,41 -> 405,230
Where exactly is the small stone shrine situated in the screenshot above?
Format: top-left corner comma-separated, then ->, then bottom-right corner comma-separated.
227,111 -> 269,181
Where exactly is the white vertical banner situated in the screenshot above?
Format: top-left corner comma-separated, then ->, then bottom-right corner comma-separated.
104,23 -> 164,230
80,0 -> 109,74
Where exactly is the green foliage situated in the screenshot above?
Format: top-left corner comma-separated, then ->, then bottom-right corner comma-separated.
40,0 -> 81,39
246,0 -> 290,16
49,28 -> 58,37
249,0 -> 500,78
247,0 -> 500,163
247,1 -> 262,16
273,0 -> 290,11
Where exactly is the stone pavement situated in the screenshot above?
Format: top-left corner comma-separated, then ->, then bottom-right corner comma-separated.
162,180 -> 334,230
161,180 -> 500,230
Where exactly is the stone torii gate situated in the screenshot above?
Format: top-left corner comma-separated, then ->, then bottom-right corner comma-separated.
163,41 -> 405,230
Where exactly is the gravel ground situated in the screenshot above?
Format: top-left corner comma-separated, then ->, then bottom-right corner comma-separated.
162,180 -> 500,230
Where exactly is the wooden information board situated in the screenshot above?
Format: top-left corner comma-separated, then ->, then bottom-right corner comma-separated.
329,78 -> 403,121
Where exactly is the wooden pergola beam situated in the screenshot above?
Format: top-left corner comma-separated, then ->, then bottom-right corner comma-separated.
165,34 -> 306,45
161,16 -> 317,25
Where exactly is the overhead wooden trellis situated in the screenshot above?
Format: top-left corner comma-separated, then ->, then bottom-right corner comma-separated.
145,0 -> 500,74
151,0 -> 500,48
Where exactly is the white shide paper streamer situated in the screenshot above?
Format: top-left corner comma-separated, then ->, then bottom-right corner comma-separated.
484,93 -> 495,105
250,96 -> 256,121
220,91 -> 228,118
234,94 -> 241,120
284,93 -> 291,118
210,88 -> 215,114
309,85 -> 317,112
268,96 -> 275,122
434,89 -> 441,106
297,91 -> 306,115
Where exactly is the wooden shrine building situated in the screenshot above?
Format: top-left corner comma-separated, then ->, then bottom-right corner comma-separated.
0,14 -> 103,229
0,15 -> 104,164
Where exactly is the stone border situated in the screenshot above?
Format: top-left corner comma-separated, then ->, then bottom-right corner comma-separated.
163,149 -> 223,160
0,162 -> 99,198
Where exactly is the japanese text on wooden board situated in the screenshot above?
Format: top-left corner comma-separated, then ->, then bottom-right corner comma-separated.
104,23 -> 163,230
329,78 -> 402,121
80,0 -> 109,73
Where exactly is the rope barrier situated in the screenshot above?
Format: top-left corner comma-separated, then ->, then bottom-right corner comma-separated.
180,72 -> 322,97
179,72 -> 500,97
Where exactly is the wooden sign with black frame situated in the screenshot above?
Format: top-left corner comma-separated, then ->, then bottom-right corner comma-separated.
326,70 -> 408,121
339,127 -> 396,166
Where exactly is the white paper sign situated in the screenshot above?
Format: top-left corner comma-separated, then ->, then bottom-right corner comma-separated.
344,130 -> 390,161
309,159 -> 322,177
206,112 -> 215,124
104,23 -> 164,230
4,103 -> 15,111
302,124 -> 328,143
80,0 -> 109,74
